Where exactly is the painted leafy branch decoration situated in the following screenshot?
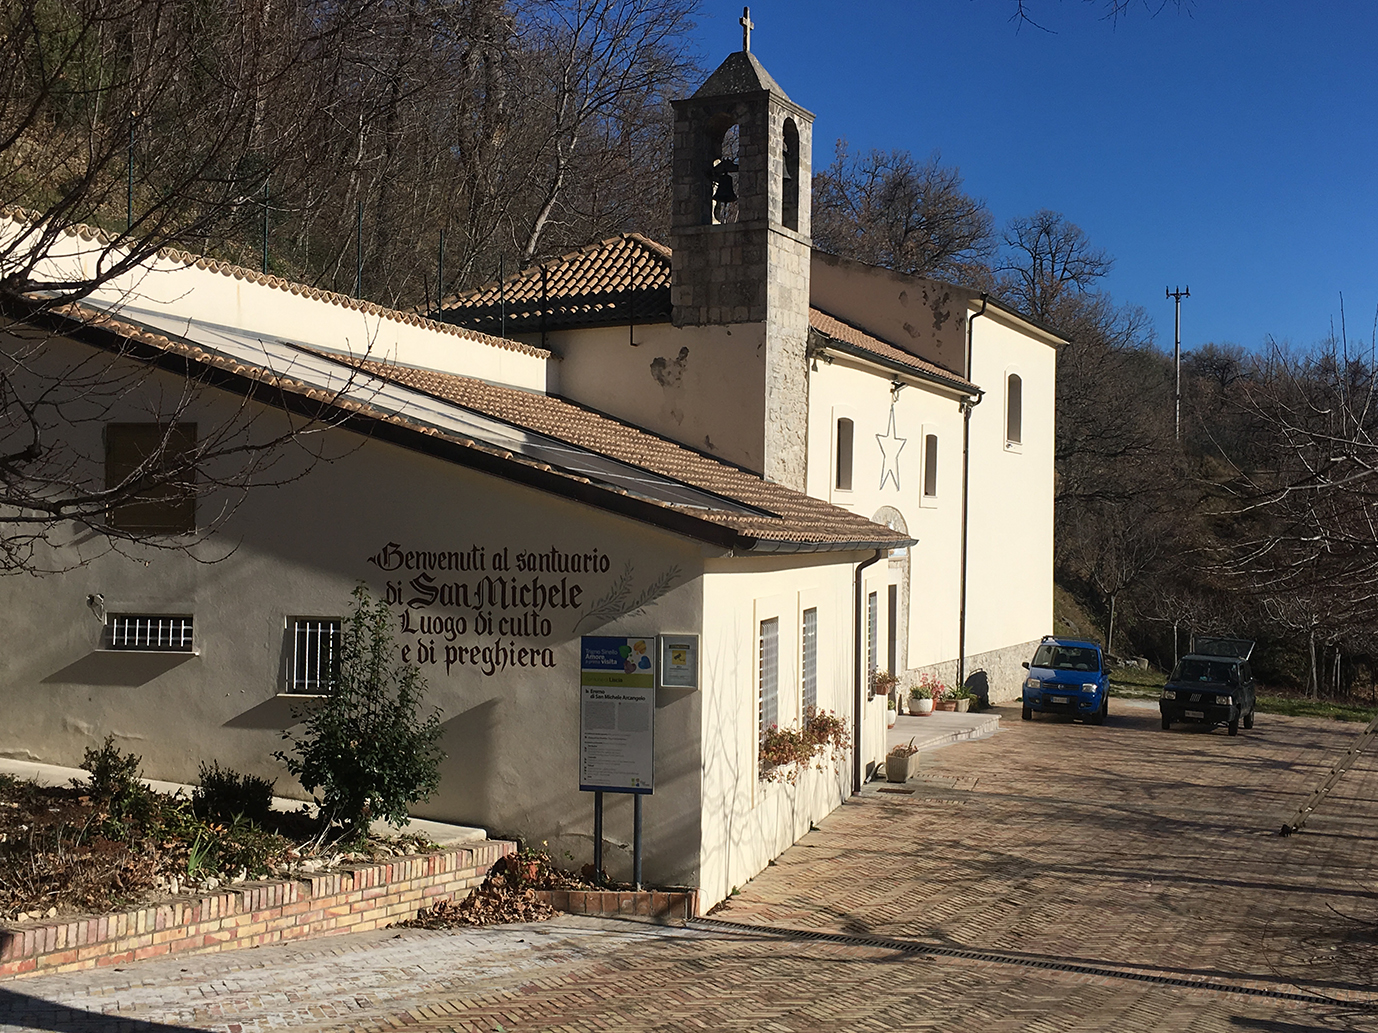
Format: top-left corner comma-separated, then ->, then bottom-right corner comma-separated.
575,562 -> 681,632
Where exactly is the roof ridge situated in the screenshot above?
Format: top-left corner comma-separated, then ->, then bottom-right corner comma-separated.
0,204 -> 548,359
440,233 -> 672,311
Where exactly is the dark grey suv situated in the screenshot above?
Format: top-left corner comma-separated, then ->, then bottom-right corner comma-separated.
1159,637 -> 1257,736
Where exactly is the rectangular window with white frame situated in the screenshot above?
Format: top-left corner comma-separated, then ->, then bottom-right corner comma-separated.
288,617 -> 341,694
1006,372 -> 1023,449
922,426 -> 939,503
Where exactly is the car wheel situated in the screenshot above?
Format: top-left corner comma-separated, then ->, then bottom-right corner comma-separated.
1244,710 -> 1254,730
1088,703 -> 1104,726
1022,706 -> 1032,721
1228,719 -> 1239,736
1161,716 -> 1171,730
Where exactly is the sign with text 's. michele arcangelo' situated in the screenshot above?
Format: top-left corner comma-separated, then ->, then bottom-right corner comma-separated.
579,637 -> 655,794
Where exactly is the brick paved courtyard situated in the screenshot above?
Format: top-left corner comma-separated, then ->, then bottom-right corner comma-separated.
5,700 -> 1378,1031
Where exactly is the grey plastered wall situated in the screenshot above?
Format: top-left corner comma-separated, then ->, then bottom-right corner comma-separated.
0,346 -> 709,889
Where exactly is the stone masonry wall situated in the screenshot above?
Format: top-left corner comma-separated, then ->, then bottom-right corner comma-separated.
0,841 -> 513,980
909,637 -> 1044,706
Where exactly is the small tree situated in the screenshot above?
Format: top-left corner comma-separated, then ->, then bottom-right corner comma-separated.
277,584 -> 444,842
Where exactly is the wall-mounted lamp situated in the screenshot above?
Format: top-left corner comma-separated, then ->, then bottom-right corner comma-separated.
87,593 -> 106,623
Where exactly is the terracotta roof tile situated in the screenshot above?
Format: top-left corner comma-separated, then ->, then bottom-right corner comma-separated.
30,296 -> 907,552
807,308 -> 977,393
348,357 -> 909,550
439,234 -> 671,333
0,205 -> 549,359
441,233 -> 979,391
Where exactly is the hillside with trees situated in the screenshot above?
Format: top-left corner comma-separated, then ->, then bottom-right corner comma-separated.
3,0 -> 1373,702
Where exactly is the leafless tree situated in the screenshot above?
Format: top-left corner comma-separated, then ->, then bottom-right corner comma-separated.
1,0 -> 703,573
1009,0 -> 1191,32
996,210 -> 1113,322
0,0 -> 371,574
1218,328 -> 1378,692
812,142 -> 994,284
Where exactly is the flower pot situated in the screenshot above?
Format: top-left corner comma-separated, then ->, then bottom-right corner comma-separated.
885,750 -> 921,782
909,698 -> 934,716
954,698 -> 971,713
934,700 -> 957,712
886,707 -> 897,728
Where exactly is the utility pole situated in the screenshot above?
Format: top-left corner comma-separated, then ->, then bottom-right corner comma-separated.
1166,286 -> 1190,441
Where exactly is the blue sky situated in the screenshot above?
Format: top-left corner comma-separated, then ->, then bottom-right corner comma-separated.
692,1 -> 1378,354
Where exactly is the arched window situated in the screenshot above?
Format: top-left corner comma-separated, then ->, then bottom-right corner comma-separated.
781,118 -> 799,231
835,418 -> 854,490
923,434 -> 938,497
708,122 -> 740,225
1006,374 -> 1023,446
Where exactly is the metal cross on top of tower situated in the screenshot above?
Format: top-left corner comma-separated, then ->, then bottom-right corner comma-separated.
740,7 -> 753,51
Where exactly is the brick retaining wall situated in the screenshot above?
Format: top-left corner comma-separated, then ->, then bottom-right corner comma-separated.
535,888 -> 698,921
0,840 -> 514,979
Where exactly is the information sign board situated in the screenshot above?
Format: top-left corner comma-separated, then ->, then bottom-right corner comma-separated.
579,636 -> 655,794
658,633 -> 699,690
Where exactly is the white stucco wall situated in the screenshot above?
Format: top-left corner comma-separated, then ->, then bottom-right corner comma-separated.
804,356 -> 968,685
3,213 -> 551,392
964,307 -> 1057,695
0,338 -> 708,888
809,253 -> 970,375
698,552 -> 881,908
541,322 -> 769,474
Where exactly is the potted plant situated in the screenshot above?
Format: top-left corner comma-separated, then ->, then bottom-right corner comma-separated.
948,687 -> 974,713
872,669 -> 899,703
886,696 -> 898,727
907,684 -> 934,716
886,738 -> 921,782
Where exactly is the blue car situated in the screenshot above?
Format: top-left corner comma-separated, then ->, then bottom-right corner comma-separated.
1020,636 -> 1110,725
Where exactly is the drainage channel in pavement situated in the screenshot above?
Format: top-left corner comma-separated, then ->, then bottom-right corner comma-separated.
690,916 -> 1376,1009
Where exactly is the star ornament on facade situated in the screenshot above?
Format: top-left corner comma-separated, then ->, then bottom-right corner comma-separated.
876,406 -> 907,491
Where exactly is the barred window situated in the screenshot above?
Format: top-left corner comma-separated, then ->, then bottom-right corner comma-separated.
290,618 -> 341,694
867,591 -> 878,687
758,618 -> 779,746
801,608 -> 818,715
107,614 -> 194,652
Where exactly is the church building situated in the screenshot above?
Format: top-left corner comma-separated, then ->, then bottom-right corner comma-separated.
0,26 -> 1058,911
439,28 -> 1063,706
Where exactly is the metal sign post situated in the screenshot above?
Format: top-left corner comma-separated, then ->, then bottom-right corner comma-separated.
580,636 -> 655,887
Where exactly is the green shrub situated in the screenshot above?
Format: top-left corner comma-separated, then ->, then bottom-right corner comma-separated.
78,735 -> 154,830
276,584 -> 445,842
193,762 -> 275,825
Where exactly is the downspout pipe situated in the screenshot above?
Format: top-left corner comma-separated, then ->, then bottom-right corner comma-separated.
958,294 -> 989,692
853,548 -> 885,795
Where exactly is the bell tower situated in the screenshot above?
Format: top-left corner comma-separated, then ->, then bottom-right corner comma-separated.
669,9 -> 814,488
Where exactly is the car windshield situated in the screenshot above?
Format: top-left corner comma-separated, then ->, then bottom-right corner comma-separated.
1030,644 -> 1100,671
1173,659 -> 1238,684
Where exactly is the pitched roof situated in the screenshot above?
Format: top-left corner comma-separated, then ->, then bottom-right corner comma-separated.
437,234 -> 671,334
807,309 -> 979,395
20,297 -> 909,554
347,357 -> 910,551
0,205 -> 548,360
692,50 -> 791,101
441,233 -> 978,392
